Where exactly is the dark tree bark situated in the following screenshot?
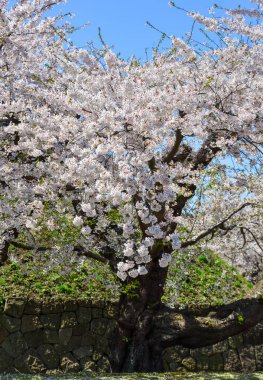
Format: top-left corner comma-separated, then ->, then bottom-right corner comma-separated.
0,240 -> 9,266
109,264 -> 263,373
106,257 -> 169,372
0,228 -> 18,267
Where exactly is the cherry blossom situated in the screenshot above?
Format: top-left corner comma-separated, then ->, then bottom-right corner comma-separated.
0,0 -> 262,285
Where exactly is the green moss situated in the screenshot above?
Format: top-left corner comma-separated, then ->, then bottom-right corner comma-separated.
237,314 -> 246,325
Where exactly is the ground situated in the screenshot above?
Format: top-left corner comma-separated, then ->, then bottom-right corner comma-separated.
1,372 -> 263,380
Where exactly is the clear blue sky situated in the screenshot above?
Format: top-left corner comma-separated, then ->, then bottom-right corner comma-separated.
51,0 -> 251,59
11,0 -> 252,59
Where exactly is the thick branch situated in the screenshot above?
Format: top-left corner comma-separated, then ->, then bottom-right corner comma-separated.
9,241 -> 110,266
192,131 -> 221,170
0,228 -> 18,266
170,131 -> 223,226
153,297 -> 263,349
163,129 -> 183,164
0,241 -> 9,266
241,226 -> 263,252
181,202 -> 252,248
9,241 -> 49,252
73,245 -> 109,265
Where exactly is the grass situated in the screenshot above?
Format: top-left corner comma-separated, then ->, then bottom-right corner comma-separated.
0,248 -> 252,309
162,249 -> 252,308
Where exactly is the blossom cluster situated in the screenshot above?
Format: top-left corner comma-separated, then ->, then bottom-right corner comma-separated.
0,0 -> 262,282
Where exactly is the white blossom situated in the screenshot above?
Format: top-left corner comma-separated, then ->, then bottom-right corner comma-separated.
73,216 -> 83,227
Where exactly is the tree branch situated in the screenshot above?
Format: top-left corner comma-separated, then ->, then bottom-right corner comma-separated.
8,241 -> 110,266
153,297 -> 263,349
9,241 -> 49,252
163,129 -> 183,164
181,202 -> 252,248
241,226 -> 263,252
0,228 -> 18,266
73,245 -> 109,265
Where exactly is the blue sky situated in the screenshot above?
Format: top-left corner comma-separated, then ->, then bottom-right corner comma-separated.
49,0 -> 251,59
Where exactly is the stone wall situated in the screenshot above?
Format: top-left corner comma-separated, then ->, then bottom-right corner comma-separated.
0,298 -> 118,374
0,298 -> 263,374
162,321 -> 263,372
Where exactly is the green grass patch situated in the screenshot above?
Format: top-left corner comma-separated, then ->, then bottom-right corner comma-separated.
0,259 -> 119,304
0,248 -> 252,307
163,249 -> 252,308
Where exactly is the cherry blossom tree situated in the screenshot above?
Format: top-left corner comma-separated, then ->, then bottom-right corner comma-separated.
0,0 -> 263,371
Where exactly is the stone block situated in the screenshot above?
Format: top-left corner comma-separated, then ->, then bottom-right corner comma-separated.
76,307 -> 92,325
200,345 -> 214,356
0,326 -> 8,343
59,328 -> 72,345
223,348 -> 241,371
0,314 -> 21,333
14,348 -> 46,374
81,331 -> 97,346
182,357 -> 196,371
176,346 -> 190,357
2,331 -> 28,358
251,322 -> 263,345
60,312 -> 78,328
21,315 -> 42,333
72,325 -> 86,336
69,335 -> 82,351
212,340 -> 229,354
92,308 -> 103,319
103,303 -> 118,318
208,353 -> 224,371
73,345 -> 93,360
41,302 -> 63,314
239,346 -> 256,372
24,330 -> 45,348
228,334 -> 243,349
196,354 -> 209,371
78,300 -> 93,307
24,300 -> 41,315
64,300 -> 78,312
90,318 -> 108,335
106,319 -> 119,335
55,335 -> 81,354
80,357 -> 97,372
37,344 -> 59,369
243,328 -> 256,345
4,298 -> 26,318
40,314 -> 60,330
162,347 -> 183,364
97,356 -> 112,373
43,329 -> 60,344
0,348 -> 13,371
255,344 -> 263,370
92,350 -> 102,362
94,301 -> 105,308
60,353 -> 80,373
170,362 -> 184,372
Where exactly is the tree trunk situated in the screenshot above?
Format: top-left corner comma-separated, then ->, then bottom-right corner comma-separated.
111,258 -> 168,372
0,241 -> 9,266
109,260 -> 263,372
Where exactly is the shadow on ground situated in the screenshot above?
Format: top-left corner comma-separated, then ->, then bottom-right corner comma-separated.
1,373 -> 263,380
